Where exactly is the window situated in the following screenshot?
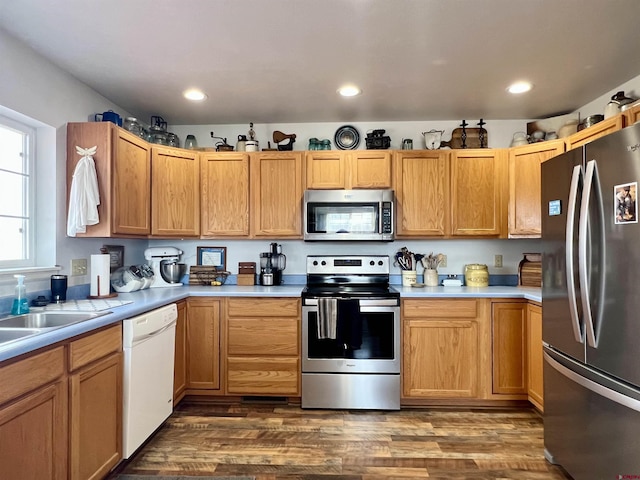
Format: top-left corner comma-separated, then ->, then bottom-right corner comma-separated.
0,115 -> 35,268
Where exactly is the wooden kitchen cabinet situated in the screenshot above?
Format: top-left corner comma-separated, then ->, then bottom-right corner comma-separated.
306,150 -> 392,189
173,300 -> 187,404
200,152 -> 250,237
0,347 -> 67,480
151,146 -> 200,237
527,302 -> 544,411
67,122 -> 151,237
68,324 -> 122,480
250,152 -> 304,238
623,104 -> 640,126
450,148 -> 508,237
402,299 -> 490,399
491,302 -> 527,395
508,139 -> 565,237
566,115 -> 624,150
393,150 -> 450,237
225,297 -> 300,396
186,297 -> 221,391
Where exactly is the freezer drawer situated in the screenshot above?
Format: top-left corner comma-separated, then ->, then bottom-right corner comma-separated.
544,348 -> 640,479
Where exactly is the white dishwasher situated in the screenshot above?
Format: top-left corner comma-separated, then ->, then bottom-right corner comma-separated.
122,303 -> 177,458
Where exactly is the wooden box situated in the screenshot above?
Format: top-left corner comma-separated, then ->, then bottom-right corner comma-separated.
237,273 -> 255,286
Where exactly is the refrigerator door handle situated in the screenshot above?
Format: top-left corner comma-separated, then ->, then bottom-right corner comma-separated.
579,159 -> 605,348
545,351 -> 640,413
565,164 -> 584,343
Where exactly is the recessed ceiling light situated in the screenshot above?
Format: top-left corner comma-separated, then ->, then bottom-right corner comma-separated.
507,81 -> 533,94
183,89 -> 208,101
337,85 -> 362,97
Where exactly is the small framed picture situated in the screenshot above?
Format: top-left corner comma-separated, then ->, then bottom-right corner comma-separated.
614,182 -> 638,225
102,244 -> 125,272
197,246 -> 227,270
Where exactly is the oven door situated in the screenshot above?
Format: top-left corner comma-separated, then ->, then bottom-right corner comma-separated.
302,298 -> 400,374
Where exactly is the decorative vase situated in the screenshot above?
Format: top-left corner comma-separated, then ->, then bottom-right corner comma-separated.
401,270 -> 417,287
424,269 -> 439,287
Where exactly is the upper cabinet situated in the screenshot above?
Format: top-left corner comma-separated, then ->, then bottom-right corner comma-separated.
200,152 -> 250,237
67,122 -> 151,237
508,139 -> 565,238
450,149 -> 508,237
250,152 -> 304,238
393,150 -> 450,237
151,146 -> 200,237
623,103 -> 640,126
306,150 -> 391,189
566,115 -> 624,150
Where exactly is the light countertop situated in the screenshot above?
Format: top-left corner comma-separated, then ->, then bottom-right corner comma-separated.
0,284 -> 540,363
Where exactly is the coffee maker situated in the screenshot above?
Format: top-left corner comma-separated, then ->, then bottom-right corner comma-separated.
259,243 -> 286,285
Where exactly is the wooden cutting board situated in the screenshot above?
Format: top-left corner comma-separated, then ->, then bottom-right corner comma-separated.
441,127 -> 489,149
518,253 -> 542,287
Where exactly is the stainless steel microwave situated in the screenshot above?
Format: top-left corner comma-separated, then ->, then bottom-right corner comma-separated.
303,189 -> 394,241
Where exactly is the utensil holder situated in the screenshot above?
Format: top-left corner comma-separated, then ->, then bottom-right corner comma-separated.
424,269 -> 439,287
401,270 -> 417,287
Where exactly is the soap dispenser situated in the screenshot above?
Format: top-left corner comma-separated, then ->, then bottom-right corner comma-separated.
11,274 -> 30,315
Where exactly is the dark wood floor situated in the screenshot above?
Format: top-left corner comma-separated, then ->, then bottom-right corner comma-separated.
112,401 -> 572,479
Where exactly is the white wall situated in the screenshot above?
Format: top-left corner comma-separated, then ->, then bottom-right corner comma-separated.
575,75 -> 640,119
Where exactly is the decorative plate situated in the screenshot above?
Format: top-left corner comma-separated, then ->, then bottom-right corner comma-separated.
334,125 -> 360,150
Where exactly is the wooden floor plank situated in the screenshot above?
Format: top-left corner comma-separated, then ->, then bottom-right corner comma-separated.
109,402 -> 571,480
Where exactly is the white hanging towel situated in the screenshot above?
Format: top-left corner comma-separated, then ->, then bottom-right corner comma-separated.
67,146 -> 100,236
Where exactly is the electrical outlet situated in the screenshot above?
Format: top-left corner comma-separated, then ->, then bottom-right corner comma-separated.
494,254 -> 503,268
440,254 -> 447,268
71,258 -> 88,276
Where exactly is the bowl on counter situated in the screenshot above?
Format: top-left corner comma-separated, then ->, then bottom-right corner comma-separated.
160,261 -> 187,284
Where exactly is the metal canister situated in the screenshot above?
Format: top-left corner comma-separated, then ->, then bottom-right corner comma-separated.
465,264 -> 489,287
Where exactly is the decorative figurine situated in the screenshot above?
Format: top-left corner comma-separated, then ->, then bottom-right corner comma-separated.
273,130 -> 296,151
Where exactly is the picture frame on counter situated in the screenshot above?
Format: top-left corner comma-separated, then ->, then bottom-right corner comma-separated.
197,246 -> 227,270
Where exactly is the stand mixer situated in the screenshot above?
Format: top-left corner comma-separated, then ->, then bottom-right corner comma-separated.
259,243 -> 286,285
144,246 -> 185,288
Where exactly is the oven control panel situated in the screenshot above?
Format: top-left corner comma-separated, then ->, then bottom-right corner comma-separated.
306,255 -> 390,275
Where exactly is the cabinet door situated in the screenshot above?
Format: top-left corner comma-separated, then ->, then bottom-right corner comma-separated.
491,302 -> 526,395
451,149 -> 507,237
151,146 -> 200,236
69,352 -> 123,480
566,115 -> 624,150
173,300 -> 187,404
349,150 -> 392,189
113,129 -> 152,235
187,298 -> 221,390
527,303 -> 544,410
403,299 -> 484,398
623,104 -> 640,126
250,152 -> 303,237
393,151 -> 449,236
201,152 -> 250,237
508,140 -> 565,237
0,380 -> 68,480
226,357 -> 300,395
305,151 -> 346,189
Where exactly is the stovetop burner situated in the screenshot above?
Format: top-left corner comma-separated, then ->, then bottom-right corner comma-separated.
303,255 -> 398,300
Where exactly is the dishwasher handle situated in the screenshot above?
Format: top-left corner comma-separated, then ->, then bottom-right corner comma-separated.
131,318 -> 176,345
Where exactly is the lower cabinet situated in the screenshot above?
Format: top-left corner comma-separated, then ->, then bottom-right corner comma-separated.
186,297 -> 221,392
68,325 -> 123,480
0,347 -> 68,480
491,301 -> 527,395
225,297 -> 300,396
402,299 -> 490,399
527,302 -> 544,410
173,300 -> 188,404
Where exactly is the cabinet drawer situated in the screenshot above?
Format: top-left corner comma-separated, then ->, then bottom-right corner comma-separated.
403,299 -> 478,318
227,318 -> 298,356
0,346 -> 65,405
227,298 -> 300,317
226,356 -> 299,395
68,325 -> 122,372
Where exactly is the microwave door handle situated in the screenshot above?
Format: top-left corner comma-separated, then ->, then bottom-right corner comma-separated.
566,164 -> 585,344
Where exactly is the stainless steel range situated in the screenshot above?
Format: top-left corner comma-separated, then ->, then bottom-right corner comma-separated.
301,255 -> 400,410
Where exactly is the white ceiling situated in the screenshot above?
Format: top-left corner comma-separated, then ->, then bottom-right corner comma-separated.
3,0 -> 640,125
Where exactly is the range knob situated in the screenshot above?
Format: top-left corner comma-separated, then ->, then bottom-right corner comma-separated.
378,260 -> 384,266
321,260 -> 327,266
312,260 -> 318,266
370,260 -> 375,266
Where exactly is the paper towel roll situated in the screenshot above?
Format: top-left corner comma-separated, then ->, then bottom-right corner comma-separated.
90,254 -> 111,297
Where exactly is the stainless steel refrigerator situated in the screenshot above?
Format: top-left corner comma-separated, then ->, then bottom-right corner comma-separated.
542,122 -> 640,479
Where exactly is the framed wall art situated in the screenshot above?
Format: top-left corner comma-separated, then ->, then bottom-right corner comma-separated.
197,246 -> 227,270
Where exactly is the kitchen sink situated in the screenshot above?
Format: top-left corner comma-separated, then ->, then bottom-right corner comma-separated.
0,328 -> 44,345
0,311 -> 109,330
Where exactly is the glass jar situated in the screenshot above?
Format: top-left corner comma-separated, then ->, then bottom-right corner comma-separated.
166,132 -> 180,147
147,125 -> 167,145
123,117 -> 143,137
465,264 -> 489,287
